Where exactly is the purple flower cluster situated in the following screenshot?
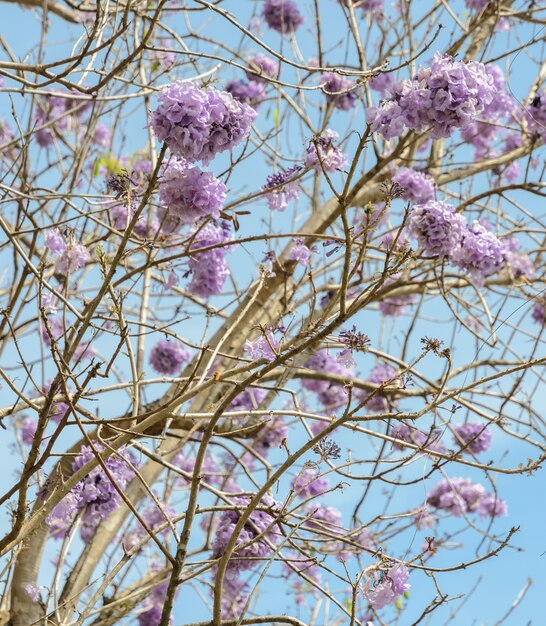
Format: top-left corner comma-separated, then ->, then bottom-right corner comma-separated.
175,451 -> 221,486
34,92 -> 91,147
427,477 -> 507,518
532,302 -> 545,325
292,467 -> 330,499
245,328 -> 279,362
305,129 -> 348,173
288,238 -> 313,266
150,82 -> 257,165
364,562 -> 410,610
304,503 -> 343,532
158,158 -> 226,229
212,494 -> 279,573
320,72 -> 358,111
252,416 -> 288,457
47,445 -> 135,540
124,504 -> 177,551
187,223 -> 231,297
460,65 -> 515,158
218,573 -> 250,619
149,339 -> 190,375
226,54 -> 279,109
453,422 -> 492,454
21,381 -> 71,444
361,364 -> 398,413
407,200 -> 467,258
225,79 -> 266,108
262,165 -> 301,211
367,52 -> 496,140
392,167 -> 435,203
137,578 -> 170,626
408,203 -> 519,281
450,221 -> 505,281
228,388 -> 267,414
391,424 -> 445,453
337,325 -> 370,367
262,0 -> 304,34
92,123 -> 111,147
369,72 -> 395,97
302,349 -> 353,408
502,236 -> 534,279
340,0 -> 384,13
245,54 -> 280,82
45,228 -> 90,274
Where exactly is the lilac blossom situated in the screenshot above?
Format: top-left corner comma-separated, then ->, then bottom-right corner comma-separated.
225,79 -> 267,108
478,494 -> 509,518
304,503 -> 343,533
451,221 -> 505,281
245,328 -> 279,362
20,416 -> 38,446
175,451 -> 221,486
342,0 -> 384,13
212,494 -> 279,574
92,123 -> 111,147
320,72 -> 358,111
40,315 -> 65,346
123,504 -> 177,551
150,82 -> 257,165
391,424 -> 445,453
502,236 -> 533,278
292,467 -> 330,499
47,445 -> 136,540
149,339 -> 190,375
338,325 -> 370,368
45,228 -> 90,274
453,422 -> 492,454
392,167 -> 435,203
288,238 -> 313,266
302,349 -> 353,408
34,91 -> 91,147
532,302 -> 545,325
262,165 -> 301,211
158,158 -> 226,228
407,200 -> 467,258
364,562 -> 410,610
137,578 -> 171,626
245,54 -> 279,83
253,416 -> 288,457
305,129 -> 348,172
0,119 -> 15,149
218,573 -> 250,619
151,39 -> 176,69
369,72 -> 395,96
361,364 -> 398,413
262,0 -> 304,34
427,477 -> 507,518
187,223 -> 231,297
367,52 -> 496,140
378,275 -> 416,317
228,388 -> 267,414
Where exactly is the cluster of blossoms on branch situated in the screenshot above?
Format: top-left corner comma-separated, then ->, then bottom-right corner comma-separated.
227,53 -> 280,108
407,200 -> 533,282
367,53 -> 496,140
427,477 -> 508,518
46,445 -> 136,540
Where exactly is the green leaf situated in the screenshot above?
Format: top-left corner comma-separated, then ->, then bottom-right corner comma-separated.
273,107 -> 280,128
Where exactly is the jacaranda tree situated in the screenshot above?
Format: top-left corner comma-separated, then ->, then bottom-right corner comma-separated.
0,0 -> 545,624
